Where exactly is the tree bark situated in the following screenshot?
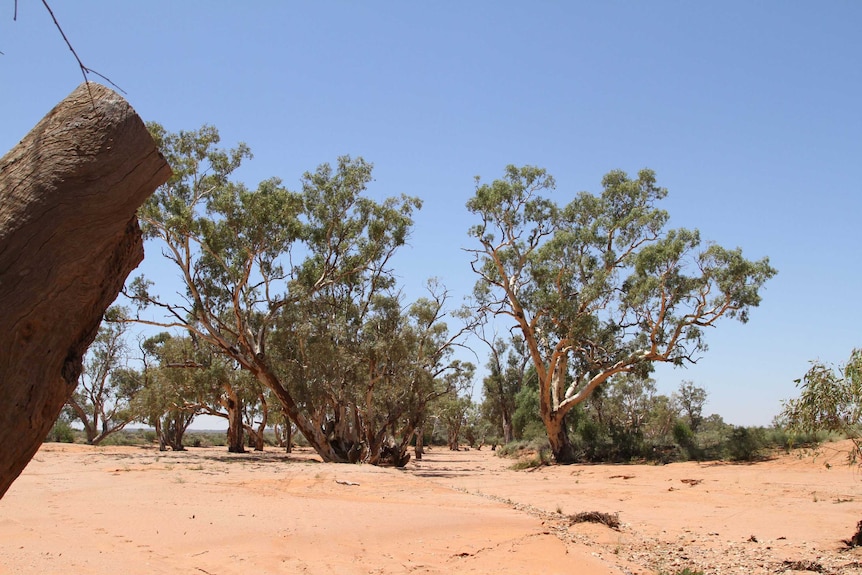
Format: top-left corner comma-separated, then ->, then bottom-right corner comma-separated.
501,408 -> 514,444
0,83 -> 171,498
414,426 -> 424,461
225,391 -> 245,454
545,412 -> 577,464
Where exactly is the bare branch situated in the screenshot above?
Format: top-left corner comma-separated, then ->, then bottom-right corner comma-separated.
40,0 -> 126,98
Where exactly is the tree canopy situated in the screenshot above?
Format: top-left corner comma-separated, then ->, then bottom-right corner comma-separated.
466,165 -> 776,462
125,123 -> 470,464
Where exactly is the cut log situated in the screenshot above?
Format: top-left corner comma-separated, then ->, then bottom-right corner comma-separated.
0,82 -> 171,498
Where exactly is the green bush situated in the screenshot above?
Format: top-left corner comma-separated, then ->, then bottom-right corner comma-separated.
510,448 -> 551,469
762,427 -> 838,451
726,426 -> 764,461
497,437 -> 551,458
673,420 -> 700,460
518,421 -> 548,442
98,429 -> 151,446
46,419 -> 75,443
498,438 -> 552,469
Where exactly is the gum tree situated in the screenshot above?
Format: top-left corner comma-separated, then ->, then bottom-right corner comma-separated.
478,335 -> 529,444
271,278 -> 473,465
127,123 -> 422,462
67,307 -> 143,445
673,380 -> 708,432
131,333 -> 200,451
466,165 -> 776,463
781,350 -> 862,463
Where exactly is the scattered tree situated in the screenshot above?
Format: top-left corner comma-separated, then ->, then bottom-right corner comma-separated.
478,335 -> 529,444
131,333 -> 198,451
674,380 -> 708,432
466,165 -> 776,463
126,123 -> 473,464
66,307 -> 143,445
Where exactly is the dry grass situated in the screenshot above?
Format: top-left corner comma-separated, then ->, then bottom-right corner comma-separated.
569,511 -> 621,530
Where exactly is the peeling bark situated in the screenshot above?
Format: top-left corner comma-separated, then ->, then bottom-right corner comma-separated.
0,83 -> 171,498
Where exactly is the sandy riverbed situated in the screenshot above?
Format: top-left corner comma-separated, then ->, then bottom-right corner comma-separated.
1,441 -> 861,574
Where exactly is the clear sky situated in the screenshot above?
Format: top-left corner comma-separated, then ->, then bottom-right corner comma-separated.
2,2 -> 860,426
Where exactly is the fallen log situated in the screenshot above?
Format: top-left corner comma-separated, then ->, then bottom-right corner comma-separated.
0,82 -> 171,498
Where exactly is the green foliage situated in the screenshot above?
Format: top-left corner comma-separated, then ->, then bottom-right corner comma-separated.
131,123 -> 469,464
497,438 -> 552,469
726,426 -> 764,461
674,380 -> 708,432
781,350 -> 862,463
479,336 -> 529,444
66,307 -> 143,445
129,333 -> 200,451
185,432 -> 227,448
510,449 -> 552,470
512,382 -> 543,440
466,165 -> 776,462
672,421 -> 698,460
46,416 -> 76,443
495,372 -> 814,466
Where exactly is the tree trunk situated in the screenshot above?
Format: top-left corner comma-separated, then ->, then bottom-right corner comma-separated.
250,430 -> 265,451
68,398 -> 98,445
545,412 -> 577,464
255,366 -> 350,462
501,408 -> 514,444
225,391 -> 245,454
251,392 -> 268,451
284,418 -> 293,454
414,426 -> 424,461
155,418 -> 167,452
162,414 -> 189,451
243,422 -> 266,452
0,83 -> 171,498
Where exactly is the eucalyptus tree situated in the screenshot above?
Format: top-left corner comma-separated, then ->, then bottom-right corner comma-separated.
67,307 -> 143,445
673,380 -> 708,432
169,337 -> 256,453
595,373 -> 679,458
132,333 -> 199,451
466,165 -> 776,463
478,335 -> 529,444
271,277 -> 473,465
781,349 -> 862,463
375,287 -> 475,463
436,393 -> 473,450
126,123 -> 421,462
240,379 -> 271,451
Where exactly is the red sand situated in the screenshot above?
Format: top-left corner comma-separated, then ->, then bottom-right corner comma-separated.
1,441 -> 861,574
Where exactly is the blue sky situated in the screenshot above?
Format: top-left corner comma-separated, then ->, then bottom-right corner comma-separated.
2,2 -> 860,426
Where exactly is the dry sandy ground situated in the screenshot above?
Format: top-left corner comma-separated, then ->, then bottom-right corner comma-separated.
1,442 -> 861,575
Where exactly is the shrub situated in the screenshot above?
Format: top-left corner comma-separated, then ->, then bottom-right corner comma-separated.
518,420 -> 548,442
673,420 -> 700,460
497,438 -> 552,468
510,449 -> 551,470
726,426 -> 764,461
46,418 -> 75,443
497,437 -> 550,458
